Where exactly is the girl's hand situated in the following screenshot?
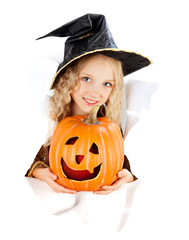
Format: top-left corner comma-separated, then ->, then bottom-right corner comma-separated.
93,169 -> 134,195
32,167 -> 77,194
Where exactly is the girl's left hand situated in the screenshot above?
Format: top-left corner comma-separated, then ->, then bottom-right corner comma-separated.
93,169 -> 134,195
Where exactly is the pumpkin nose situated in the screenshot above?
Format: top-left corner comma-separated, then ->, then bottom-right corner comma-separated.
76,155 -> 84,164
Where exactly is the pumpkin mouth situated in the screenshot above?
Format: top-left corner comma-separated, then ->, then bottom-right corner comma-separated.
61,158 -> 102,181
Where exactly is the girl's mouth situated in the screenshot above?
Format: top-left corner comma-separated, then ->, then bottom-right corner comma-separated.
83,98 -> 99,106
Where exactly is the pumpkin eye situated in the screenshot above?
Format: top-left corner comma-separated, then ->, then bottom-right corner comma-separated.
65,137 -> 79,145
89,143 -> 99,154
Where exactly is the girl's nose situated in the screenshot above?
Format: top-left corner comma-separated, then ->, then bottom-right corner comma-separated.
89,84 -> 103,98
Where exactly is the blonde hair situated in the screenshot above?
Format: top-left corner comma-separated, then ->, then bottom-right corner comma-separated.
46,53 -> 124,144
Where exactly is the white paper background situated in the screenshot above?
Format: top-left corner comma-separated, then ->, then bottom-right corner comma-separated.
0,0 -> 188,239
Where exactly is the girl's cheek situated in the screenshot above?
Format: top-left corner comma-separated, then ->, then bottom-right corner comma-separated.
105,88 -> 112,98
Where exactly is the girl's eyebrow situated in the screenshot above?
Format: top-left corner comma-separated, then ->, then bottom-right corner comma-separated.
106,79 -> 115,82
79,72 -> 93,78
80,72 -> 115,82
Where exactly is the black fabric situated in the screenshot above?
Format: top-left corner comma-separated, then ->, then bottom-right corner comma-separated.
36,13 -> 151,89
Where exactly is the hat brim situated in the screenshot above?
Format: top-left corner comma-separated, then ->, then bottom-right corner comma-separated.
50,48 -> 152,89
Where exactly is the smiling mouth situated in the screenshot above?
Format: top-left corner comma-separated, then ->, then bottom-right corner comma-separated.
61,158 -> 102,181
83,98 -> 99,105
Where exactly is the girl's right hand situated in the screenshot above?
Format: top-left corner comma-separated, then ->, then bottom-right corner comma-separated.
32,167 -> 77,194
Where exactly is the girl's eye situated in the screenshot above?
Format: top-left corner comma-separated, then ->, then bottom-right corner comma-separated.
104,82 -> 112,87
82,77 -> 91,82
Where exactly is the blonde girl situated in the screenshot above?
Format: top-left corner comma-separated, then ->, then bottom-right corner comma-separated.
26,13 -> 151,195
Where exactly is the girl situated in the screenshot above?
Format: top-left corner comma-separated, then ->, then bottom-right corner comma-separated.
26,13 -> 151,195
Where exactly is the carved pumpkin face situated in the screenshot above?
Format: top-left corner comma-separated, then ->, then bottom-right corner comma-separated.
49,106 -> 124,191
61,136 -> 102,181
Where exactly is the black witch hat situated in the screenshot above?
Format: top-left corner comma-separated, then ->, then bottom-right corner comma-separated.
37,13 -> 152,89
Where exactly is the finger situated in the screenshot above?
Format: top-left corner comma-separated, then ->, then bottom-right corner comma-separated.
93,185 -> 117,194
61,186 -> 78,194
118,169 -> 129,178
48,170 -> 57,181
118,169 -> 134,182
93,189 -> 112,195
46,177 -> 77,194
102,183 -> 121,191
55,184 -> 77,194
102,177 -> 126,191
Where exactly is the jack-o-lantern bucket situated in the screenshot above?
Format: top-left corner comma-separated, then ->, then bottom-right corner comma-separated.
49,105 -> 124,191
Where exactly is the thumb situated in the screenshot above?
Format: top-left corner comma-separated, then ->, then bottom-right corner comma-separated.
48,170 -> 57,180
118,169 -> 128,178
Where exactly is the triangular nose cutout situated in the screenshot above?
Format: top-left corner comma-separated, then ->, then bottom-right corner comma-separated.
76,155 -> 84,164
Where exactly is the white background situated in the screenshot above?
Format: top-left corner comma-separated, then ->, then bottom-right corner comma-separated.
0,0 -> 188,239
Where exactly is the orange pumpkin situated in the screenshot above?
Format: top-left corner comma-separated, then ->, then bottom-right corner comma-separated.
49,105 -> 124,191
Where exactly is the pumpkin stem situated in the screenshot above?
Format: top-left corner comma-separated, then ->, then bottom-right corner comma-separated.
83,105 -> 100,125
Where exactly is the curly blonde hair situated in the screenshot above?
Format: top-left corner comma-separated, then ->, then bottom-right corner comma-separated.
45,53 -> 124,144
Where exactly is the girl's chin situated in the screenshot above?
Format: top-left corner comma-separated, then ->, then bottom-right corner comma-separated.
74,102 -> 102,116
81,106 -> 98,116
75,106 -> 91,116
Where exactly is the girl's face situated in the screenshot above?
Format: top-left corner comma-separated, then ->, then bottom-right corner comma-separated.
71,54 -> 115,116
